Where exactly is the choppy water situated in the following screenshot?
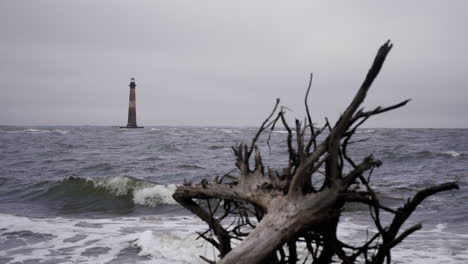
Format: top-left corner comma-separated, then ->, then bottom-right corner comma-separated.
0,126 -> 467,263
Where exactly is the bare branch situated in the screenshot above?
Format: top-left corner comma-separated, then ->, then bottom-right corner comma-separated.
304,73 -> 317,153
343,155 -> 382,187
248,98 -> 281,159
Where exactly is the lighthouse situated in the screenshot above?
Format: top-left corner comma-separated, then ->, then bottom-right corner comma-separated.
122,77 -> 143,128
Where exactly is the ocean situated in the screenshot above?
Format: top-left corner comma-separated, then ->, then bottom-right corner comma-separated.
0,126 -> 467,263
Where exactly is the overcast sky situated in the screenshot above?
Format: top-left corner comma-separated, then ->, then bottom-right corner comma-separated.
1,1 -> 467,127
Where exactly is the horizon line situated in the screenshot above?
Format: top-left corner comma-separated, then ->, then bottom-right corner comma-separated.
1,124 -> 467,129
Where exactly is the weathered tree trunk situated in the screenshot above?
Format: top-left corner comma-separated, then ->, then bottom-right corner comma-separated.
173,41 -> 459,264
217,189 -> 340,264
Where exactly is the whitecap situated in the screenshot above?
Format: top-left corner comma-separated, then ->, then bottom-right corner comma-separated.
24,128 -> 50,134
356,129 -> 375,134
218,128 -> 239,134
91,176 -> 151,196
84,176 -> 178,206
133,184 -> 178,206
273,130 -> 288,134
443,150 -> 463,157
4,129 -> 25,134
20,128 -> 69,135
52,129 -> 69,134
134,230 -> 206,263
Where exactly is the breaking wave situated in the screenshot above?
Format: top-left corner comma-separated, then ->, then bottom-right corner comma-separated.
355,129 -> 375,134
272,130 -> 288,134
25,128 -> 69,134
62,176 -> 177,206
0,176 -> 178,215
2,128 -> 69,134
0,213 -> 207,264
218,128 -> 239,134
442,150 -> 464,157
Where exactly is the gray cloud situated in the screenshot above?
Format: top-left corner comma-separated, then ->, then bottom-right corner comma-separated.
1,0 -> 467,127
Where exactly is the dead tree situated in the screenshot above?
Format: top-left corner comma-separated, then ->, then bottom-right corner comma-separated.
173,41 -> 459,264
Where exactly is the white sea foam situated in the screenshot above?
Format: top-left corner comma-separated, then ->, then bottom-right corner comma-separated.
52,129 -> 69,134
133,184 -> 178,206
90,175 -> 151,196
25,128 -> 49,134
273,130 -> 288,134
443,150 -> 463,157
219,129 -> 238,134
336,217 -> 468,263
0,213 -> 208,264
135,230 -> 207,263
388,222 -> 468,264
356,129 -> 375,134
84,176 -> 178,206
1,214 -> 467,263
21,128 -> 69,134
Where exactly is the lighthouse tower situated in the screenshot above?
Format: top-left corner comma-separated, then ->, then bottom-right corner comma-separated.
122,77 -> 143,128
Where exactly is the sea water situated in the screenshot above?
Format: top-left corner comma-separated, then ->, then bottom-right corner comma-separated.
0,127 -> 467,263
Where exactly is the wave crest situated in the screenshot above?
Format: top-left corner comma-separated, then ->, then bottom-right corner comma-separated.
69,176 -> 177,206
133,184 -> 178,206
442,150 -> 464,157
1,176 -> 179,213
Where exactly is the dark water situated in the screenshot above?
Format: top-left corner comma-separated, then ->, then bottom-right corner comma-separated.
0,127 -> 467,263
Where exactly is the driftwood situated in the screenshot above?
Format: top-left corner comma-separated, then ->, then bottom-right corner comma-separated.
173,41 -> 459,264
